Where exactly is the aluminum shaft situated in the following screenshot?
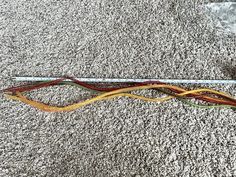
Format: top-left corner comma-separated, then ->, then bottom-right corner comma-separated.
12,77 -> 236,84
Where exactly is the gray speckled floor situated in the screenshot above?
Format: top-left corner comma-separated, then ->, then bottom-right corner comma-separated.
1,0 -> 236,176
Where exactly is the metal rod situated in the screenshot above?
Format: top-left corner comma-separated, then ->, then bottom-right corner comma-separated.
12,76 -> 236,84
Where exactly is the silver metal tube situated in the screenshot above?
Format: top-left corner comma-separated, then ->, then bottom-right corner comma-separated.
12,77 -> 236,84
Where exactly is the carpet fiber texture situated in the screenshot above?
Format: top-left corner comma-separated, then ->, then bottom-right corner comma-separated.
1,0 -> 236,176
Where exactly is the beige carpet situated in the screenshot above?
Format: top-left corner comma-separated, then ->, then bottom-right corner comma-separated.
1,0 -> 236,176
